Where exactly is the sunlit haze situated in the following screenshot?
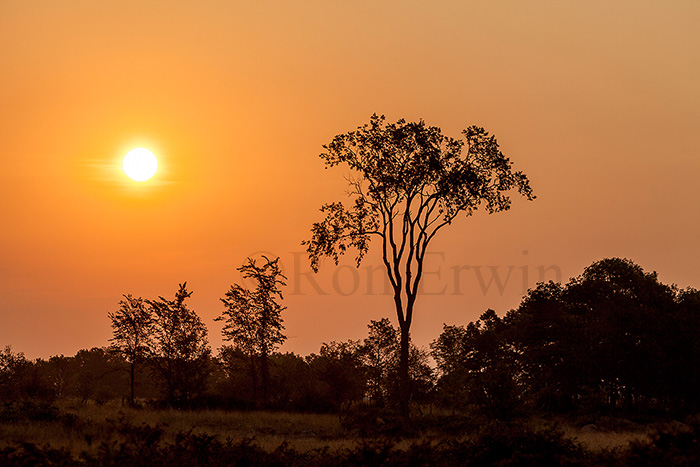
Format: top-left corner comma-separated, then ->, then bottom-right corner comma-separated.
1,1 -> 699,359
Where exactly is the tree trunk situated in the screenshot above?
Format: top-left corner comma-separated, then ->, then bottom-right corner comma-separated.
260,307 -> 271,407
129,361 -> 136,406
260,351 -> 270,406
398,323 -> 411,417
249,351 -> 258,405
166,360 -> 174,406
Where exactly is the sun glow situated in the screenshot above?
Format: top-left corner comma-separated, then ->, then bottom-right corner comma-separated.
123,148 -> 158,181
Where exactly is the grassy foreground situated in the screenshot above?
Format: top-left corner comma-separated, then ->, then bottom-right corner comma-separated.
2,400 -> 696,466
0,400 -> 649,453
1,400 -> 353,456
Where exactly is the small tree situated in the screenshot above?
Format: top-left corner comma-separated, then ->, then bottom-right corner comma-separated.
361,318 -> 433,408
362,319 -> 398,406
71,347 -> 126,404
308,340 -> 366,410
0,346 -> 53,401
149,283 -> 210,405
108,294 -> 153,405
304,115 -> 534,416
218,256 -> 287,406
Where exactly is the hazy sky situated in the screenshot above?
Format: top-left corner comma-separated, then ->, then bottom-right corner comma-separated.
2,1 -> 699,359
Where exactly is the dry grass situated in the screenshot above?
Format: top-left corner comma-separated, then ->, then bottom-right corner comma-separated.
526,415 -> 653,453
0,400 -> 658,459
568,429 -> 651,452
0,418 -> 87,455
0,400 -> 356,456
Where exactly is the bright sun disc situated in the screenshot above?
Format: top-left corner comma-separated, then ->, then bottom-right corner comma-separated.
123,148 -> 158,181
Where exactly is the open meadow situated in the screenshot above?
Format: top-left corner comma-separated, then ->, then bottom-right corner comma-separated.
3,400 -> 688,466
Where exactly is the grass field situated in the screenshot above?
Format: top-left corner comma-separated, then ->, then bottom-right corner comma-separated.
0,399 -> 654,459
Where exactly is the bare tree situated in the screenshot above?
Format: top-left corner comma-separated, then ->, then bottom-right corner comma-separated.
218,256 -> 287,405
108,294 -> 153,405
304,114 -> 534,416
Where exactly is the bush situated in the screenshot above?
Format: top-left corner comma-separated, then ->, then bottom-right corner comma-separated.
455,422 -> 592,466
0,443 -> 77,467
0,401 -> 66,423
622,417 -> 700,466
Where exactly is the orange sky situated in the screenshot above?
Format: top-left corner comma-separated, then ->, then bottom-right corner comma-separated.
2,1 -> 699,359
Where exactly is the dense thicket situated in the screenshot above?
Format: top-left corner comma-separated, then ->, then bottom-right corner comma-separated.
2,257 -> 699,419
432,257 -> 700,417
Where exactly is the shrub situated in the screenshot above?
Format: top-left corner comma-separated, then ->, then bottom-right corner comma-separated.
622,417 -> 700,466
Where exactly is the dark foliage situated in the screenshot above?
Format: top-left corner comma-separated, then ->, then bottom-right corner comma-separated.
1,401 -> 58,423
432,257 -> 700,418
108,295 -> 154,405
149,283 -> 212,406
0,346 -> 55,402
0,443 -> 78,467
624,416 -> 700,466
218,256 -> 287,407
307,340 -> 367,412
431,310 -> 521,419
360,318 -> 434,409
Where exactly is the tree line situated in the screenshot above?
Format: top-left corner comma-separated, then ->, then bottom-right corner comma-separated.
3,256 -> 700,418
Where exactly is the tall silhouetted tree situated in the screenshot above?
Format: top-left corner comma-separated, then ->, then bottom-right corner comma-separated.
218,256 -> 287,406
108,294 -> 154,405
149,283 -> 211,405
304,114 -> 534,416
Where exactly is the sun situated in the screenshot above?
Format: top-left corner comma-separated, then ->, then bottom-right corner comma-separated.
123,148 -> 158,181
